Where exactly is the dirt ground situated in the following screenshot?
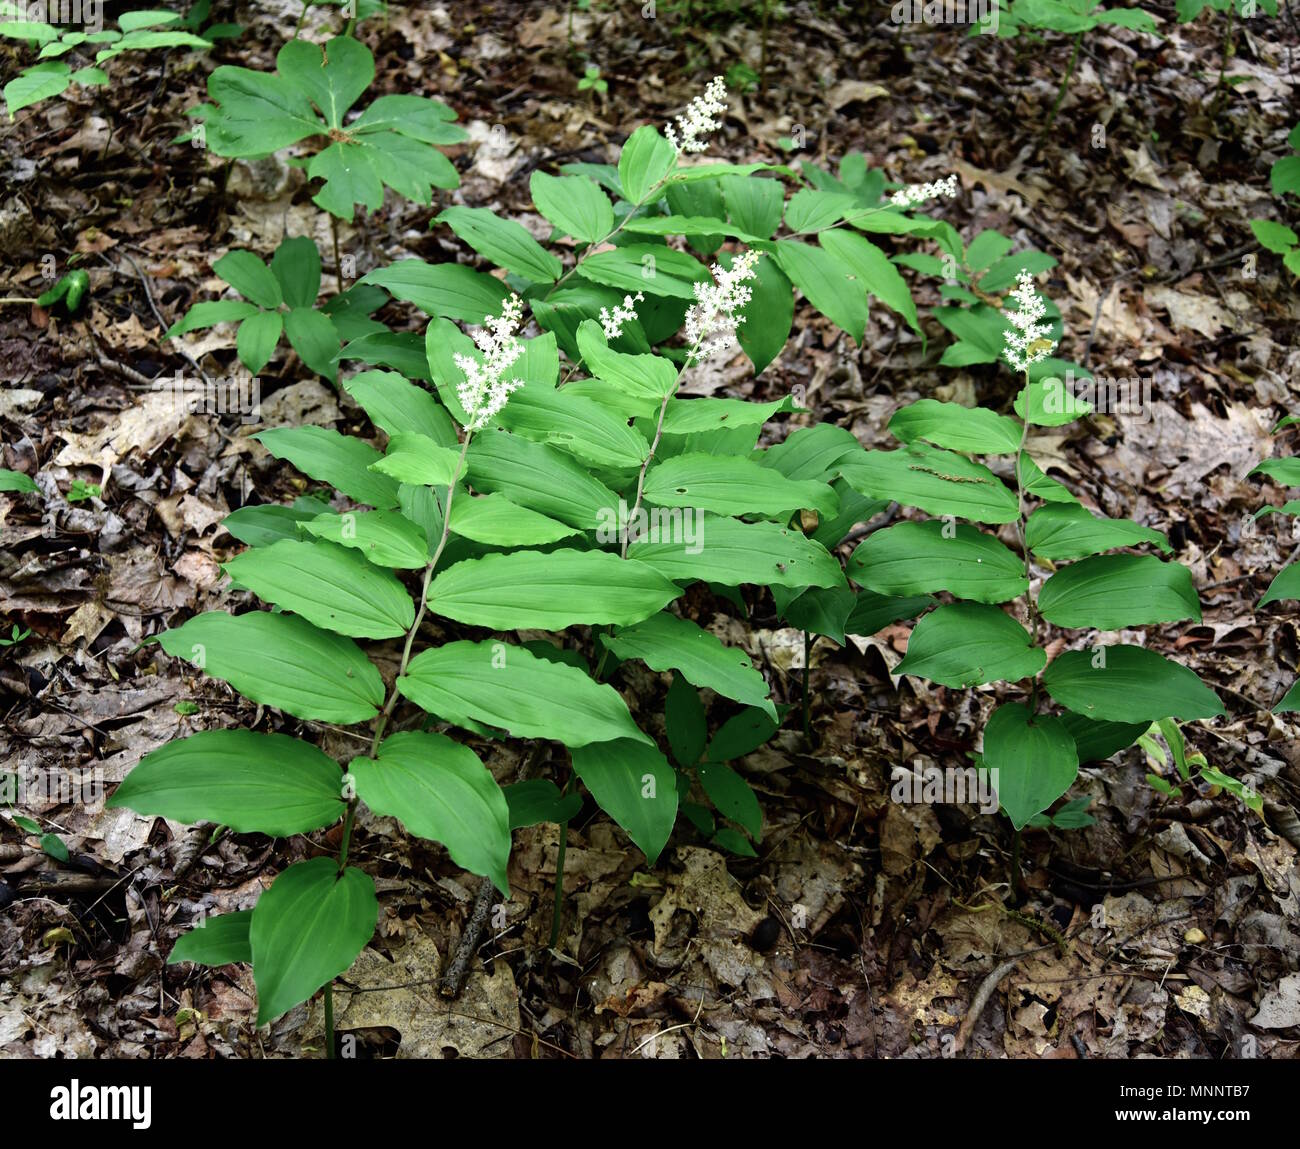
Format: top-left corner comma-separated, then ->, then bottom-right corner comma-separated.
2,1 -> 1299,1059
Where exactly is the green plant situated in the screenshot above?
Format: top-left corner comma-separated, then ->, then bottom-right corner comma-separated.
1250,123 -> 1300,279
0,623 -> 32,646
577,63 -> 607,94
1,6 -> 218,116
1249,413 -> 1300,711
185,35 -> 466,220
1140,718 -> 1262,812
0,270 -> 90,313
66,479 -> 101,502
1175,0 -> 1279,109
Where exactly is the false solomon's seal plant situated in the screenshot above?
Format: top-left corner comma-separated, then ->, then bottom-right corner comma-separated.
105,59 -> 1226,1035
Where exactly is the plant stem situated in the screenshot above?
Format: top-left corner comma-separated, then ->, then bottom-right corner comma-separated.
1010,827 -> 1024,901
0,297 -> 36,305
323,983 -> 335,1059
1213,5 -> 1235,114
1013,399 -> 1042,695
294,0 -> 309,38
1045,31 -> 1083,134
331,214 -> 344,294
801,630 -> 812,743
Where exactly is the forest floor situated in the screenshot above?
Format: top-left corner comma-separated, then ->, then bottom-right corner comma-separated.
2,1 -> 1299,1059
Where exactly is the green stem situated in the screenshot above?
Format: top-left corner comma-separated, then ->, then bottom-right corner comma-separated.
1045,32 -> 1083,134
547,176 -> 674,297
294,0 -> 309,38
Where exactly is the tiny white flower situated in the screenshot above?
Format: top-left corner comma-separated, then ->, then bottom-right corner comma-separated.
685,249 -> 761,363
1001,270 -> 1057,375
455,294 -> 526,431
599,292 -> 644,340
666,76 -> 728,156
889,173 -> 959,209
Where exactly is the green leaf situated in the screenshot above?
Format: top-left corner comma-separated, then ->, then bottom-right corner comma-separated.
721,174 -> 784,240
1038,554 -> 1200,629
760,424 -> 863,482
503,779 -> 583,829
964,230 -> 1014,272
896,603 -> 1045,687
255,426 -> 400,509
427,549 -> 681,629
0,468 -> 38,493
576,244 -> 709,300
4,61 -> 71,115
360,259 -> 509,323
283,306 -> 340,380
600,613 -> 776,720
342,369 -> 458,446
448,493 -> 579,546
838,443 -> 1019,524
888,399 -> 1022,455
623,215 -> 759,242
774,239 -> 867,344
734,252 -> 793,376
784,188 -> 858,233
351,731 -> 511,894
776,584 -> 858,642
711,826 -> 757,856
1251,219 -> 1299,255
466,429 -> 618,529
658,396 -> 790,436
1014,378 -> 1092,426
576,321 -> 677,406
629,515 -> 844,588
236,310 -> 283,376
499,387 -> 649,470
306,140 -> 383,217
1043,645 -> 1225,722
435,206 -> 561,283
156,611 -> 385,723
666,673 -> 706,768
530,171 -> 614,243
214,250 -> 282,309
108,729 -> 343,835
276,36 -> 372,129
618,125 -> 677,202
250,857 -> 377,1024
1026,504 -> 1170,559
169,911 -> 253,967
570,738 -> 676,864
1260,563 -> 1300,606
706,707 -> 778,763
1060,712 -> 1149,763
1271,154 -> 1300,199
399,640 -> 649,748
819,229 -> 921,335
698,761 -> 761,840
223,538 -> 414,638
350,94 -> 464,143
850,520 -> 1027,603
41,832 -> 69,861
1252,457 -> 1300,487
1019,454 -> 1079,504
845,589 -> 935,636
200,66 -> 322,156
369,433 -> 465,486
983,704 -> 1078,831
223,501 -> 326,548
643,453 -> 837,518
300,509 -> 429,569
166,299 -> 262,337
270,236 -> 322,308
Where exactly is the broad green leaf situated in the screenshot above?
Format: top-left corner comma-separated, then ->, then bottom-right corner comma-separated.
369,433 -> 465,486
1252,457 -> 1300,487
4,61 -> 71,115
250,857 -> 376,1024
435,206 -> 562,283
255,426 -> 400,509
1251,219 -> 1298,255
500,387 -> 649,470
283,307 -> 340,379
721,174 -> 784,240
819,229 -> 921,335
1260,563 -> 1300,606
759,424 -> 862,482
201,66 -> 322,156
600,613 -> 776,720
1026,504 -> 1170,559
845,589 -> 935,636
774,239 -> 867,344
223,502 -> 325,548
214,250 -> 281,309
448,493 -> 579,546
350,94 -> 464,144
576,320 -> 678,405
224,539 -> 414,638
530,171 -> 614,243
965,229 -> 1014,271
983,704 -> 1078,831
169,911 -> 252,967
629,515 -> 844,588
734,252 -> 793,375
236,310 -> 283,376
467,429 -> 618,529
896,602 -> 1044,687
399,640 -> 649,747
1060,712 -> 1149,763
666,673 -> 706,768
156,611 -> 385,723
427,549 -> 681,629
1038,554 -> 1200,628
706,707 -> 779,763
570,738 -> 676,864
166,299 -> 261,337
301,509 -> 429,568
307,140 -> 384,217
888,399 -> 1022,455
643,453 -> 837,518
576,244 -> 709,300
108,729 -> 343,834
1018,454 -> 1079,504
618,125 -> 677,202
360,259 -> 509,323
1271,154 -> 1300,198
0,468 -> 37,493
276,36 -> 372,129
775,584 -> 859,642
850,520 -> 1027,603
269,236 -> 322,308
838,443 -> 1019,524
351,731 -> 511,893
658,396 -> 790,436
698,761 -> 761,840
785,188 -> 858,233
1014,378 -> 1092,426
1043,645 -> 1225,722
342,369 -> 458,447
622,215 -> 760,242
503,779 -> 583,829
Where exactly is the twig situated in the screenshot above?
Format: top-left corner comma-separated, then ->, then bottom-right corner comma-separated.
954,956 -> 1021,1054
439,880 -> 497,998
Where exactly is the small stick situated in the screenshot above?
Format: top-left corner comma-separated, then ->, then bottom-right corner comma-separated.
954,956 -> 1021,1055
439,878 -> 497,998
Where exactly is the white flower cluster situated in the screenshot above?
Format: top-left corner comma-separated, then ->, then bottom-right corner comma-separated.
889,173 -> 959,208
455,294 -> 526,431
685,250 -> 761,362
1001,270 -> 1057,375
666,76 -> 728,155
599,291 -> 644,340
